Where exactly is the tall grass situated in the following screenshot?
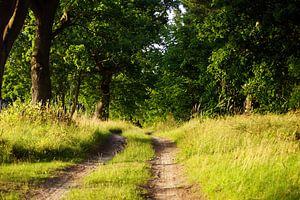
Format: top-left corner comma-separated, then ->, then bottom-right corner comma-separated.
158,113 -> 300,200
0,103 -> 116,163
0,103 -> 136,199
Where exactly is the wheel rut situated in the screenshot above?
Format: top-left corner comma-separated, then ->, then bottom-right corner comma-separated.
27,133 -> 126,200
147,137 -> 202,200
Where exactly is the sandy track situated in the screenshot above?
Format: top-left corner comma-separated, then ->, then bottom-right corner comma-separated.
148,137 -> 202,200
26,133 -> 126,200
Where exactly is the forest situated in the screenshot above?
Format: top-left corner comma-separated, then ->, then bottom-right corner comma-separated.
0,0 -> 299,200
0,0 -> 299,122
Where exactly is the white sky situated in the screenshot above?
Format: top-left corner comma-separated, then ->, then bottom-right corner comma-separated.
168,4 -> 187,21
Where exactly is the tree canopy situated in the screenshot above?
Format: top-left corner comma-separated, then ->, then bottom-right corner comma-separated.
0,0 -> 299,122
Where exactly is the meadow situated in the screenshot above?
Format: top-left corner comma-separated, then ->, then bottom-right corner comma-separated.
0,104 -> 152,199
158,113 -> 300,200
1,103 -> 299,200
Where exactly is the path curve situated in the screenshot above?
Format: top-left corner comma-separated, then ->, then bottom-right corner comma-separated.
27,133 -> 126,200
148,137 -> 202,200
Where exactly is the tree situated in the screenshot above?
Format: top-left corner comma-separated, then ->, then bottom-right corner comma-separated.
145,5 -> 215,120
109,50 -> 158,122
2,21 -> 33,102
0,0 -> 28,99
181,0 -> 300,113
81,0 -> 176,120
63,44 -> 93,117
29,0 -> 60,104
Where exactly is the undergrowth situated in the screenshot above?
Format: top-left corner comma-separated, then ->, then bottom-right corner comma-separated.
158,113 -> 300,200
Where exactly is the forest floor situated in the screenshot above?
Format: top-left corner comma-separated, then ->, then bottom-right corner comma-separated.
26,133 -> 126,200
147,137 -> 202,200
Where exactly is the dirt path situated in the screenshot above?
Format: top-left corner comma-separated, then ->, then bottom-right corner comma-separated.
148,137 -> 202,200
27,133 -> 126,200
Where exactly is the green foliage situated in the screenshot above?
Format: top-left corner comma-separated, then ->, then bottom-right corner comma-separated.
1,0 -> 299,122
197,0 -> 300,113
2,13 -> 35,102
144,10 -> 214,121
110,73 -> 148,121
145,0 -> 300,121
64,44 -> 92,71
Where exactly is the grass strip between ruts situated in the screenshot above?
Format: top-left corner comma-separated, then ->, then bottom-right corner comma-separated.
64,129 -> 154,200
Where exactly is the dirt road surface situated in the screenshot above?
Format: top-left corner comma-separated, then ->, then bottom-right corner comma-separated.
27,133 -> 126,200
148,137 -> 202,200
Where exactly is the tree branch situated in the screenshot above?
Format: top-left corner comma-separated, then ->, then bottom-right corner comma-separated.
52,11 -> 72,39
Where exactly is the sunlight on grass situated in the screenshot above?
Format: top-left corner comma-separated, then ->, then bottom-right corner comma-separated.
64,130 -> 154,200
0,105 -> 137,199
0,161 -> 71,199
66,185 -> 144,200
0,161 -> 70,183
157,113 -> 300,200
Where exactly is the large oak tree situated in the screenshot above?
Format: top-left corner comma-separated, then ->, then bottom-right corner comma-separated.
29,0 -> 59,104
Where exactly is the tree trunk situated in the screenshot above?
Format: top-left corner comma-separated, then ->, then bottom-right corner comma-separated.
70,71 -> 82,118
95,73 -> 112,121
0,1 -> 17,34
30,0 -> 59,105
61,91 -> 66,113
0,0 -> 28,99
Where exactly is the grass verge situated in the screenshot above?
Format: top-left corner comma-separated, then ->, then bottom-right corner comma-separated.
0,104 -> 137,199
0,161 -> 71,199
157,113 -> 300,200
64,129 -> 154,200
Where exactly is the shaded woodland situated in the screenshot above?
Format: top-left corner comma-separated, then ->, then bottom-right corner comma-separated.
0,0 -> 299,122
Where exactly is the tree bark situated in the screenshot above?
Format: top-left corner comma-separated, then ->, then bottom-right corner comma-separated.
70,70 -> 82,118
95,73 -> 112,121
30,0 -> 59,105
0,0 -> 28,99
0,0 -> 19,99
0,1 -> 17,35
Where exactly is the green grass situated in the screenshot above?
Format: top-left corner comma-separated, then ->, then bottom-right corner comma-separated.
64,129 -> 154,200
0,161 -> 71,199
157,113 -> 300,200
0,104 -> 140,199
0,105 -> 112,162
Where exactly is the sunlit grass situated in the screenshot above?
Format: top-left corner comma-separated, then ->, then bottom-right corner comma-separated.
0,105 -> 114,162
0,105 -> 138,199
0,161 -> 71,199
64,130 -> 154,200
157,113 -> 300,200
